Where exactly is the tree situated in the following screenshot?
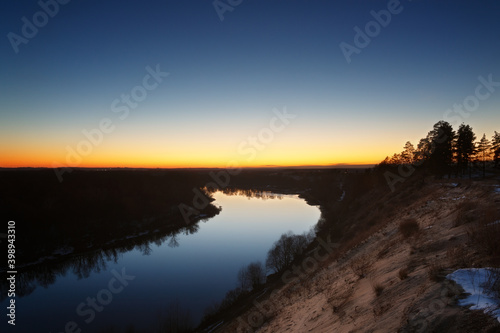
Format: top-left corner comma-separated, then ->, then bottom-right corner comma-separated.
266,232 -> 308,273
238,261 -> 266,290
429,121 -> 455,178
389,153 -> 402,165
476,134 -> 491,178
455,124 -> 476,178
401,141 -> 415,164
415,134 -> 433,165
492,131 -> 500,168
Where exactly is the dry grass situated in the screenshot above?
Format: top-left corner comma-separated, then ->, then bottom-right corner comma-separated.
372,302 -> 391,317
399,218 -> 420,238
377,239 -> 398,259
467,221 -> 500,259
446,245 -> 471,268
350,254 -> 371,279
484,268 -> 500,300
454,200 -> 479,227
427,261 -> 444,282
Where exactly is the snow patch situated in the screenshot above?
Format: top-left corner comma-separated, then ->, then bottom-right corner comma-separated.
446,268 -> 500,323
338,190 -> 346,202
495,187 -> 500,193
439,195 -> 466,201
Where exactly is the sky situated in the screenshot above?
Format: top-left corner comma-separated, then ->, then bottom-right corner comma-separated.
1,0 -> 500,168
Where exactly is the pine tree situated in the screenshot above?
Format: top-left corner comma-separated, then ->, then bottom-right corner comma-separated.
476,134 -> 491,178
429,121 -> 455,178
455,124 -> 475,178
415,135 -> 432,165
401,141 -> 415,164
492,131 -> 500,168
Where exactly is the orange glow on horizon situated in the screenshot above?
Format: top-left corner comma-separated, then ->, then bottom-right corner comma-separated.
2,135 -> 393,169
2,154 -> 383,169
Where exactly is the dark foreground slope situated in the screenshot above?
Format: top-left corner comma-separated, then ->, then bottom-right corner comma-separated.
200,170 -> 500,333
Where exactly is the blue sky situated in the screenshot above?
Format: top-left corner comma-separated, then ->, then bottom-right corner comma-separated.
1,0 -> 499,167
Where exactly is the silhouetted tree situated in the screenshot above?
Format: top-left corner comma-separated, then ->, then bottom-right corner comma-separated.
238,261 -> 266,290
476,134 -> 491,178
429,121 -> 455,178
401,141 -> 415,164
455,124 -> 476,178
389,153 -> 402,165
492,131 -> 500,168
266,232 -> 308,273
415,134 -> 433,165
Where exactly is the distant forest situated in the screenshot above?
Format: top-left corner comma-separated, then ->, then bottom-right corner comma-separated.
379,121 -> 500,180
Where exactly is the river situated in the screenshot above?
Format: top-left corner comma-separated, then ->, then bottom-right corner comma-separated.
1,190 -> 320,332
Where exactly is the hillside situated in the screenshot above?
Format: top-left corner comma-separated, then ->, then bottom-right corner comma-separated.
210,176 -> 500,332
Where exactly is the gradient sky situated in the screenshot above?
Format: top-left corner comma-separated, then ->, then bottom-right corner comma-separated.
1,0 -> 500,168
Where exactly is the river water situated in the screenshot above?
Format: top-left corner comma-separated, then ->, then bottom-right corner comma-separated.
1,191 -> 320,332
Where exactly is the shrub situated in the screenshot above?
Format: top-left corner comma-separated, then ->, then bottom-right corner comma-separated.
371,280 -> 384,296
266,231 -> 310,273
398,268 -> 408,280
238,261 -> 266,290
399,218 -> 420,238
427,262 -> 444,282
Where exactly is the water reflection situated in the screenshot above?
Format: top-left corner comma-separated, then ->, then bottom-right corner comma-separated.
1,190 -> 320,332
210,187 -> 286,200
0,222 -> 201,302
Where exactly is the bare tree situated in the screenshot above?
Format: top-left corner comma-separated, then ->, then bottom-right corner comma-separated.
266,231 -> 310,273
238,261 -> 266,290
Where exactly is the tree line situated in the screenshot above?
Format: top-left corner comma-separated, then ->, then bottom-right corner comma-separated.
379,121 -> 500,178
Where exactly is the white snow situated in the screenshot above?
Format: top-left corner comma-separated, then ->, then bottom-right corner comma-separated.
447,268 -> 500,322
338,190 -> 346,202
439,195 -> 465,201
495,187 -> 500,193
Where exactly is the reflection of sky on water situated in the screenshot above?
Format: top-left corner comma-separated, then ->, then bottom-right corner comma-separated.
1,191 -> 320,332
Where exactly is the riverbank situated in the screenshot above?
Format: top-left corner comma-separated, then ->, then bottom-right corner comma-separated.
201,174 -> 500,332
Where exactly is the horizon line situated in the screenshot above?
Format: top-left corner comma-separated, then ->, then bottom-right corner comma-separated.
0,163 -> 377,170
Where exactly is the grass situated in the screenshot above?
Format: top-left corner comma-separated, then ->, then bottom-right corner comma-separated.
427,262 -> 444,282
485,268 -> 500,299
446,245 -> 470,268
467,220 -> 500,259
350,255 -> 371,279
399,218 -> 420,238
455,199 -> 479,227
